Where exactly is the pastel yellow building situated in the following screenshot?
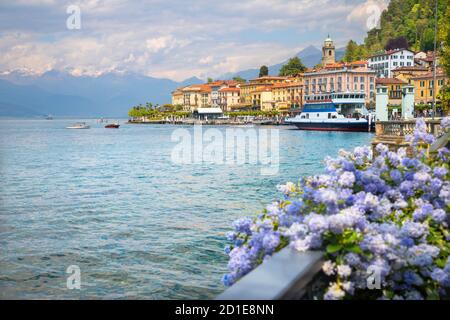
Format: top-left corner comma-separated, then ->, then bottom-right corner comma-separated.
218,87 -> 240,112
272,82 -> 303,113
251,87 -> 275,111
392,66 -> 429,85
180,84 -> 212,111
171,88 -> 184,107
240,76 -> 300,110
376,78 -> 407,106
412,69 -> 447,105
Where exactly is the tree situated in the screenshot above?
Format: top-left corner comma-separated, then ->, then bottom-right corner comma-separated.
259,65 -> 269,77
207,77 -> 213,83
343,40 -> 359,62
278,57 -> 307,76
232,76 -> 246,83
363,0 -> 448,55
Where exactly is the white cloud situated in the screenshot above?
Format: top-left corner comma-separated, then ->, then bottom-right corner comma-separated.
347,0 -> 389,31
0,0 -> 375,80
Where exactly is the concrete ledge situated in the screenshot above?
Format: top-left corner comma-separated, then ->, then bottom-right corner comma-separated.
216,248 -> 324,300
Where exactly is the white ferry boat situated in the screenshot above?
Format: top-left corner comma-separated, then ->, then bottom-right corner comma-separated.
286,92 -> 375,132
66,122 -> 90,129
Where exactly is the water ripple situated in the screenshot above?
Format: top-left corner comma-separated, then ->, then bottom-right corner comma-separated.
0,119 -> 373,299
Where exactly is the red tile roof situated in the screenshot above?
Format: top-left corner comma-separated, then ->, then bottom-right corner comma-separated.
219,87 -> 240,92
253,86 -> 273,92
376,78 -> 407,85
272,82 -> 302,88
411,69 -> 447,80
393,66 -> 429,72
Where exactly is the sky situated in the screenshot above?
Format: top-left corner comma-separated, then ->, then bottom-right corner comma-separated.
0,0 -> 389,81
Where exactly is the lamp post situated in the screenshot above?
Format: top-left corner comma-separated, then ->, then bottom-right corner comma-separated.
432,0 -> 438,119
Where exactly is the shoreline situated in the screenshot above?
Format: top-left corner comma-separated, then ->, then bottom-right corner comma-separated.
127,119 -> 289,126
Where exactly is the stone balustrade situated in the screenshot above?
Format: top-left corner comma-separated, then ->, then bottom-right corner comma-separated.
372,119 -> 443,153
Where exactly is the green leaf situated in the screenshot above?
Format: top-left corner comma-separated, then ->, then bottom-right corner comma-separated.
326,244 -> 343,253
425,287 -> 440,300
346,245 -> 362,254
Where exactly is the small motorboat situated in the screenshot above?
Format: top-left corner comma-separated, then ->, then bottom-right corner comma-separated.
66,122 -> 90,129
105,122 -> 120,128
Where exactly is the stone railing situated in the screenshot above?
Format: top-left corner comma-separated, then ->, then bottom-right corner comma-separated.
372,119 -> 444,154
216,248 -> 324,300
375,119 -> 443,137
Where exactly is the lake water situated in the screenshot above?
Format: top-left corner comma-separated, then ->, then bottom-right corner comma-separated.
0,119 -> 373,299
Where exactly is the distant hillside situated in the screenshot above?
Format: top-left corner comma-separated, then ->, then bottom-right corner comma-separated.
0,72 -> 203,117
0,45 -> 347,118
363,0 -> 448,54
220,45 -> 345,80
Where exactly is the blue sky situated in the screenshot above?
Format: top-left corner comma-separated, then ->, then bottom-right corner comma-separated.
0,0 -> 388,81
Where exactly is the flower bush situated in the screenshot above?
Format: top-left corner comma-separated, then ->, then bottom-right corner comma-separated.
222,118 -> 450,300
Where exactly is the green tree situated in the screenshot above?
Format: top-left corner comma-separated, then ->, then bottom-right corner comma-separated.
363,0 -> 448,55
259,65 -> 269,77
207,77 -> 213,83
278,57 -> 307,76
343,40 -> 368,62
343,40 -> 359,62
232,76 -> 246,83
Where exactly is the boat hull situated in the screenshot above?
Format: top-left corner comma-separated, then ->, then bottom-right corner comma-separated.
290,121 -> 373,132
66,126 -> 90,129
105,124 -> 120,128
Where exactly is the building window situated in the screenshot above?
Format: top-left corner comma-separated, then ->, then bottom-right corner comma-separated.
354,76 -> 358,82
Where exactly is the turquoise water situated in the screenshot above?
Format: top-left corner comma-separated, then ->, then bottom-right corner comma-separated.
0,120 -> 373,299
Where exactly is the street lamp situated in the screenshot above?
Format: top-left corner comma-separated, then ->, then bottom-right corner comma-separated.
432,0 -> 438,119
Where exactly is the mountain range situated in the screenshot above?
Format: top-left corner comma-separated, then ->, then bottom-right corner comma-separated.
0,45 -> 344,118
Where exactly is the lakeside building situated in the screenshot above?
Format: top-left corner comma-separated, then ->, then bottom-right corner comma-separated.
171,88 -> 184,107
375,78 -> 407,107
237,76 -> 303,113
303,61 -> 376,106
251,86 -> 274,111
415,51 -> 439,69
368,48 -> 415,78
181,84 -> 212,111
218,86 -> 240,112
173,80 -> 238,111
272,82 -> 303,113
411,69 -> 447,105
207,80 -> 237,108
238,76 -> 291,108
392,66 -> 429,85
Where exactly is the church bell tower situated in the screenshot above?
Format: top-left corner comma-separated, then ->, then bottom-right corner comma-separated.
322,35 -> 335,65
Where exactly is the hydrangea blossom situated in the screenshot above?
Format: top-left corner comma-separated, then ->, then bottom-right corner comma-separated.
223,117 -> 450,300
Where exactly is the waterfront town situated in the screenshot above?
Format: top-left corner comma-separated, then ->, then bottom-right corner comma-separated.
129,36 -> 448,124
